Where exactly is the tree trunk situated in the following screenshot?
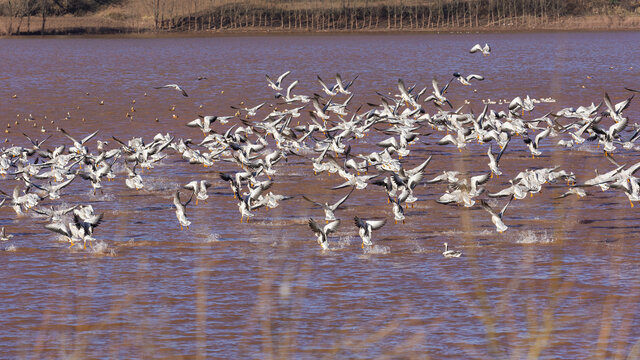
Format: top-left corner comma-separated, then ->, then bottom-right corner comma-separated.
41,7 -> 45,35
27,0 -> 31,33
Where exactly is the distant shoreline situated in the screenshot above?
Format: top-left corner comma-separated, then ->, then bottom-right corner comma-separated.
2,14 -> 640,37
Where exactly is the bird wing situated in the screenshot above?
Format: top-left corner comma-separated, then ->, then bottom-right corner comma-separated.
472,172 -> 492,187
324,219 -> 341,234
335,73 -> 345,91
397,78 -> 410,99
330,186 -> 355,210
302,195 -> 323,208
250,102 -> 266,112
308,218 -> 323,234
276,70 -> 291,85
330,181 -> 353,190
344,74 -> 358,90
366,219 -> 386,230
317,75 -> 332,92
437,134 -> 457,146
431,78 -> 441,95
377,137 -> 398,148
469,44 -> 482,53
183,181 -> 198,191
265,74 -> 276,87
479,199 -> 498,217
353,216 -> 366,229
80,130 -> 100,145
615,95 -> 634,113
407,172 -> 424,190
286,80 -> 299,98
466,74 -> 484,82
509,96 -> 523,111
495,137 -> 510,163
409,156 -> 432,175
58,128 -> 79,145
44,222 -> 71,237
499,195 -> 515,218
53,176 -> 75,191
603,92 -> 615,114
186,118 -> 204,128
534,127 -> 551,147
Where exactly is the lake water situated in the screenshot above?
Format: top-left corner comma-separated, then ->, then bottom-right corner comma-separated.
1,32 -> 640,359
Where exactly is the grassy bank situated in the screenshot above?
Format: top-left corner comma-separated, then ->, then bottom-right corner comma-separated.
1,0 -> 640,36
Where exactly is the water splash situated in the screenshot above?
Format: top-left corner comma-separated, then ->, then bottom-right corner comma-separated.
90,240 -> 116,256
411,243 -> 431,254
143,177 -> 180,192
204,233 -> 220,243
5,244 -> 17,252
88,190 -> 116,202
516,230 -> 554,244
362,244 -> 391,255
333,235 -> 354,249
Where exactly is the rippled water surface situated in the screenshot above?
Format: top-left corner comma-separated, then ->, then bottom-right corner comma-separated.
1,32 -> 640,359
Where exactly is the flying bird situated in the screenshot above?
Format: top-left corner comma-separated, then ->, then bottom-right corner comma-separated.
470,43 -> 491,56
154,84 -> 188,97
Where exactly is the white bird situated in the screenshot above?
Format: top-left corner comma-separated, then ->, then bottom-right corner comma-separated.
266,71 -> 291,91
317,75 -> 338,96
45,221 -> 92,249
308,218 -> 340,250
59,128 -> 99,155
173,190 -> 193,230
335,73 -> 358,95
470,43 -> 491,56
487,143 -> 508,178
453,72 -> 484,86
388,195 -> 405,224
302,186 -> 355,223
442,242 -> 462,258
354,216 -> 386,247
231,102 -> 265,118
424,77 -> 453,108
523,127 -> 551,158
183,180 -> 211,205
479,196 -> 514,233
154,84 -> 188,97
124,162 -> 144,190
186,116 -> 218,134
276,80 -> 310,103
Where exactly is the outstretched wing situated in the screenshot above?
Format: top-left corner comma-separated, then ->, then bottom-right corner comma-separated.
499,195 -> 515,218
276,70 -> 291,85
469,44 -> 482,53
324,219 -> 341,234
479,199 -> 498,217
302,195 -> 323,208
366,219 -> 386,230
44,222 -> 70,237
330,186 -> 355,210
308,218 -> 323,235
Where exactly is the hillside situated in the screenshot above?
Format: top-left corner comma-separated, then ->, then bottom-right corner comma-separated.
1,0 -> 640,35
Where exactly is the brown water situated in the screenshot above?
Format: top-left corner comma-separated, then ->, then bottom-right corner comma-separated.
1,32 -> 640,359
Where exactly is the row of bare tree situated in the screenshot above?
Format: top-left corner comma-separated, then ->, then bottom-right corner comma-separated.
146,0 -> 640,32
1,0 -> 123,34
2,0 -> 47,34
1,0 -> 638,34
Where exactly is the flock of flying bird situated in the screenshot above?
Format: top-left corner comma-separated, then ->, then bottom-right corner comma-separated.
2,42 -> 640,257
